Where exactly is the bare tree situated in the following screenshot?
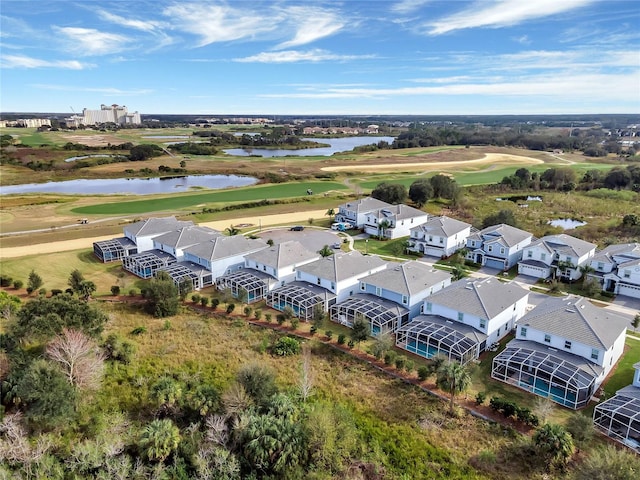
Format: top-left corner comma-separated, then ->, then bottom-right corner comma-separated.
46,328 -> 106,390
0,412 -> 52,474
533,397 -> 556,425
298,346 -> 315,402
205,414 -> 229,446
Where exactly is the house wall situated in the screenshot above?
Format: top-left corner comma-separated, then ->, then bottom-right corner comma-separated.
633,366 -> 640,388
297,264 -> 387,303
132,235 -> 157,253
409,226 -> 470,257
589,258 -> 615,274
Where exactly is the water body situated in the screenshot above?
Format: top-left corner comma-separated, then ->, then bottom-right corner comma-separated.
223,136 -> 395,157
64,154 -> 123,163
548,218 -> 587,230
1,175 -> 258,196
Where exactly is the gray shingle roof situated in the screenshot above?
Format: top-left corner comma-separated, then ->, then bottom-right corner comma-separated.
370,204 -> 427,221
518,295 -> 629,350
412,215 -> 471,237
540,234 -> 596,258
298,250 -> 387,282
244,240 -> 320,269
124,216 -> 194,238
184,236 -> 267,261
153,225 -> 222,249
360,261 -> 451,296
427,277 -> 529,319
338,197 -> 392,214
479,223 -> 532,247
592,243 -> 640,263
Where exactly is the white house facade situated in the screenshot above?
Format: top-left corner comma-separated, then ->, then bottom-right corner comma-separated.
589,243 -> 640,299
335,197 -> 392,228
408,215 -> 472,258
466,224 -> 533,271
518,234 -> 596,281
363,204 -> 429,239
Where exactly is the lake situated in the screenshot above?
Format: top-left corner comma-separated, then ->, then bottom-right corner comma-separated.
548,218 -> 587,230
223,136 -> 395,157
1,175 -> 258,196
64,154 -> 124,163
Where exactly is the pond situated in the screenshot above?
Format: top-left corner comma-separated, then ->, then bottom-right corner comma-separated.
547,218 -> 587,230
64,154 -> 124,163
1,175 -> 258,196
223,136 -> 395,157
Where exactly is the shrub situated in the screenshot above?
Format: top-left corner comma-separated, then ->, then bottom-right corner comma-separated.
309,325 -> 317,335
395,356 -> 406,370
38,288 -> 47,296
103,333 -> 136,364
201,297 -> 209,307
51,289 -> 63,296
347,339 -> 355,349
272,336 -> 301,356
129,288 -> 139,296
276,314 -> 286,325
191,293 -> 201,303
111,285 -> 121,296
290,317 -> 300,330
405,359 -> 415,373
254,309 -> 262,321
211,298 -> 220,310
131,326 -> 147,335
475,391 -> 487,406
337,333 -> 346,345
265,313 -> 272,323
0,275 -> 12,287
384,350 -> 397,366
13,280 -> 23,290
417,366 -> 429,381
226,304 -> 235,314
244,306 -> 252,317
325,330 -> 333,340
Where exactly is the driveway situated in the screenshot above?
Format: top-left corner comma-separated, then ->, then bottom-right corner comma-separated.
257,227 -> 342,253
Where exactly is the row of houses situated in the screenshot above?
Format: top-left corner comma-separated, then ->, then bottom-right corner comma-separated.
94,214 -> 638,451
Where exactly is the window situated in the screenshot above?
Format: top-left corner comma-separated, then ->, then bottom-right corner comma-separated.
428,235 -> 433,242
457,312 -> 464,321
439,237 -> 444,244
488,245 -> 493,252
500,247 -> 505,254
376,287 -> 382,296
479,319 -> 486,329
426,302 -> 432,312
623,270 -> 631,279
330,282 -> 335,290
520,326 -> 527,337
402,295 -> 408,305
360,282 -> 365,291
527,251 -> 533,258
317,277 -> 321,285
420,304 -> 424,313
597,262 -> 604,270
541,253 -> 546,261
564,340 -> 572,349
470,241 -> 475,247
566,257 -> 572,264
544,334 -> 551,343
591,349 -> 599,360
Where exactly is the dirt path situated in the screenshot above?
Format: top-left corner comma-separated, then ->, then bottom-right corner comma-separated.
321,153 -> 545,173
0,209 -> 330,260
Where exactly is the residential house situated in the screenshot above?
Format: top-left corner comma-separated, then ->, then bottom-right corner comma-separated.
492,295 -> 629,409
518,234 -> 596,281
588,243 -> 640,299
363,204 -> 429,239
153,226 -> 222,262
408,215 -> 472,258
335,197 -> 392,228
396,278 -> 529,364
331,261 -> 451,335
466,223 -> 533,270
267,250 -> 387,320
216,241 -> 320,303
593,361 -> 640,452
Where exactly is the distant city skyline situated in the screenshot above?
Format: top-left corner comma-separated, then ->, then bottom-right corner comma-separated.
1,0 -> 639,115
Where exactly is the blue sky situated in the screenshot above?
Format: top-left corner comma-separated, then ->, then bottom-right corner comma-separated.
1,0 -> 639,115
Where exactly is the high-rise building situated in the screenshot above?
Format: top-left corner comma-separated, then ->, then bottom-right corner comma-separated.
77,104 -> 141,126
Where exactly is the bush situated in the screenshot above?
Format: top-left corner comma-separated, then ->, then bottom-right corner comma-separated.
395,356 -> 406,370
384,350 -> 397,366
111,285 -> 121,296
325,330 -> 333,340
309,325 -> 317,335
191,293 -> 201,303
405,359 -> 415,373
201,297 -> 209,307
265,313 -> 272,323
103,333 -> 136,364
226,303 -> 235,314
50,289 -> 63,296
0,275 -> 13,287
129,288 -> 139,296
13,280 -> 23,290
211,298 -> 220,310
337,333 -> 346,345
276,314 -> 286,325
131,326 -> 147,335
475,391 -> 487,406
271,336 -> 301,356
417,366 -> 429,381
38,288 -> 47,296
254,309 -> 262,321
244,306 -> 252,317
347,339 -> 355,349
290,317 -> 300,330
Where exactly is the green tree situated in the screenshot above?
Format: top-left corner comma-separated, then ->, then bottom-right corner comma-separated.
318,244 -> 333,257
482,209 -> 518,228
16,359 -> 77,431
533,423 -> 574,469
370,182 -> 407,204
408,179 -> 434,207
143,271 -> 179,318
225,225 -> 240,236
0,290 -> 21,319
370,332 -> 393,360
236,363 -> 277,405
311,304 -> 326,331
67,269 -> 85,294
177,279 -> 193,301
77,280 -> 96,301
150,376 -> 183,409
138,419 -> 181,462
430,174 -> 458,199
572,444 -> 640,480
436,361 -> 471,413
350,314 -> 370,346
325,208 -> 335,221
631,313 -> 640,332
451,265 -> 467,281
565,413 -> 594,448
378,219 -> 391,238
27,270 -> 43,295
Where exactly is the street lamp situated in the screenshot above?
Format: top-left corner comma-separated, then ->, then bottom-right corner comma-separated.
365,239 -> 368,255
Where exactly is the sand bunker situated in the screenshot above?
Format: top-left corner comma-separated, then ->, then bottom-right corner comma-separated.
321,153 -> 544,173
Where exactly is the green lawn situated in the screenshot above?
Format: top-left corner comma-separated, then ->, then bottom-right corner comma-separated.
352,237 -> 418,261
72,181 -> 348,215
602,337 -> 640,397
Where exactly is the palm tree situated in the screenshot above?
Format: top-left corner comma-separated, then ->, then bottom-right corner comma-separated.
579,264 -> 595,285
325,208 -> 335,221
533,423 -> 574,468
451,265 -> 467,281
226,225 -> 240,236
378,219 -> 391,239
138,419 -> 181,462
318,245 -> 333,257
436,361 -> 471,413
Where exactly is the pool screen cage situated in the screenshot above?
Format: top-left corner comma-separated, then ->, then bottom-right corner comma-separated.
593,387 -> 640,453
330,294 -> 408,336
123,250 -> 176,279
491,340 -> 599,410
216,270 -> 269,303
159,263 -> 203,290
266,283 -> 334,320
93,237 -> 137,262
395,316 -> 483,365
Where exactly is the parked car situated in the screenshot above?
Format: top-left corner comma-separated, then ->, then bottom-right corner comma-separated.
332,242 -> 342,249
331,222 -> 353,231
290,225 -> 304,231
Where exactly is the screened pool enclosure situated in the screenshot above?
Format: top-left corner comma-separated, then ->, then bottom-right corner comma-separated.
123,250 -> 176,279
593,386 -> 640,453
491,340 -> 600,409
216,270 -> 271,303
395,316 -> 486,365
266,282 -> 335,320
93,237 -> 137,262
330,294 -> 408,336
159,262 -> 213,290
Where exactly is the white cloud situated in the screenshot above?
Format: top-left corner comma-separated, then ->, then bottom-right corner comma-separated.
391,0 -> 433,14
234,49 -> 375,63
274,6 -> 345,49
427,0 -> 595,35
31,84 -> 152,96
513,35 -> 531,45
1,54 -> 91,69
97,10 -> 165,33
162,3 -> 275,47
54,27 -> 131,55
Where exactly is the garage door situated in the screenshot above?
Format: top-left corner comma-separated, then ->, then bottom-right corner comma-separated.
618,283 -> 640,299
485,258 -> 505,270
518,264 -> 549,278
